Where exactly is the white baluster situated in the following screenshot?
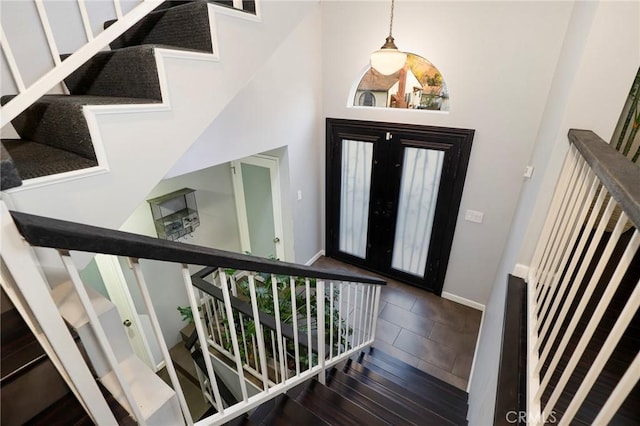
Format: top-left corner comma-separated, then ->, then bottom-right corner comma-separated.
60,252 -> 147,425
536,210 -> 627,401
181,266 -> 224,414
35,0 -> 61,66
0,28 -> 26,92
536,161 -> 589,318
305,278 -> 312,369
77,0 -> 94,41
289,277 -> 300,376
113,0 -> 124,19
271,275 -> 287,382
129,259 -> 193,425
218,269 -> 248,402
337,282 -> 344,356
371,286 -> 382,342
592,352 -> 640,426
542,228 -> 637,421
329,281 -> 334,359
248,275 -> 269,391
317,280 -> 326,385
530,148 -> 578,288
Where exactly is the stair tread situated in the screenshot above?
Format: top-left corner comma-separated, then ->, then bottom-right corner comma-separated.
366,347 -> 468,399
224,414 -> 256,426
259,393 -> 329,426
2,139 -> 98,181
295,379 -> 389,426
0,338 -> 46,384
331,366 -> 461,426
346,360 -> 468,425
24,381 -> 135,425
105,0 -> 213,53
358,358 -> 469,417
2,94 -> 161,107
0,142 -> 22,190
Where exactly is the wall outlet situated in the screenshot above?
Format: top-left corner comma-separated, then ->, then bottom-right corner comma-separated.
297,190 -> 303,201
465,209 -> 484,223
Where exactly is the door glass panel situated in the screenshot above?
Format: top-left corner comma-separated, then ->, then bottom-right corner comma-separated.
339,139 -> 373,258
392,147 -> 444,276
241,163 -> 277,258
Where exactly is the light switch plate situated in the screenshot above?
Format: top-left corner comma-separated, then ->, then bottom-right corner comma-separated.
465,209 -> 484,223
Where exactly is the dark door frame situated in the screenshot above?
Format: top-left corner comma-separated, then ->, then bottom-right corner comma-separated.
325,118 -> 474,295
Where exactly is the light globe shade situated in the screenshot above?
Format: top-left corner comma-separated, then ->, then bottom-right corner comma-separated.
370,48 -> 407,75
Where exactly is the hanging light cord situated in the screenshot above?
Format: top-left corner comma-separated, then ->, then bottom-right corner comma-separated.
388,0 -> 396,37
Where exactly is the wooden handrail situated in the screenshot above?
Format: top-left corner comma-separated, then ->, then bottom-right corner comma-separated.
10,210 -> 386,285
568,129 -> 640,229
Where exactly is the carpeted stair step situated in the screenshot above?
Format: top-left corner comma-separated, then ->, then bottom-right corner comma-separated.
2,139 -> 98,183
294,379 -> 389,425
2,95 -> 160,162
329,364 -> 458,425
62,45 -> 164,100
105,0 -> 213,53
0,143 -> 22,190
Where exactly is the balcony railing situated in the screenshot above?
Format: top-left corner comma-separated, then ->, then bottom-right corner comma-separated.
1,203 -> 384,425
524,129 -> 639,425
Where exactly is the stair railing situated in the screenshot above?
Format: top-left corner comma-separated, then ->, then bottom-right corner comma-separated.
0,202 -> 385,425
523,129 -> 639,425
0,0 -> 261,128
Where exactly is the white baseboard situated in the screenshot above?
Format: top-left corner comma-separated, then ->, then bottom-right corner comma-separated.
441,291 -> 485,312
305,250 -> 325,266
466,308 -> 486,394
512,263 -> 530,280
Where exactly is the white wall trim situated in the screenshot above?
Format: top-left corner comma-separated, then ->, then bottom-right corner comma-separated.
512,263 -> 530,280
466,308 -> 485,396
4,166 -> 110,193
305,250 -> 325,266
441,291 -> 485,312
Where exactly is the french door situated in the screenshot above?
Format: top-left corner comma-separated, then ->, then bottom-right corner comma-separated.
326,119 -> 474,294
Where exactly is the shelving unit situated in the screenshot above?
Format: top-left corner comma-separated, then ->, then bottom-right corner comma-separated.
147,188 -> 200,241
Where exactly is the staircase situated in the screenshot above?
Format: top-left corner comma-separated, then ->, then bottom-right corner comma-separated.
0,288 -> 132,425
0,0 -> 313,241
231,348 -> 468,425
1,1 -> 213,190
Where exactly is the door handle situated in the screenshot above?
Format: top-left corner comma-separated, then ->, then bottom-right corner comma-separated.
273,237 -> 280,243
123,319 -> 132,327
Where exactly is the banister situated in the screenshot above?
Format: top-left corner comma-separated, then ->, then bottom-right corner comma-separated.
190,275 -> 326,354
9,210 -> 386,285
568,129 -> 640,229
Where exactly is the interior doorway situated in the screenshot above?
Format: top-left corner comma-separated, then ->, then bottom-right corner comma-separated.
231,154 -> 287,260
325,119 -> 474,295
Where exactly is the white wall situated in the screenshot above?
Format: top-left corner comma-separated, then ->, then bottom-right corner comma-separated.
168,4 -> 324,265
121,163 -> 241,252
118,163 -> 242,346
468,2 -> 639,425
322,0 -> 573,306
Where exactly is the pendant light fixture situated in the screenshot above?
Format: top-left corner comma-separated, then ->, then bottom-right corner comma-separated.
370,0 -> 407,75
